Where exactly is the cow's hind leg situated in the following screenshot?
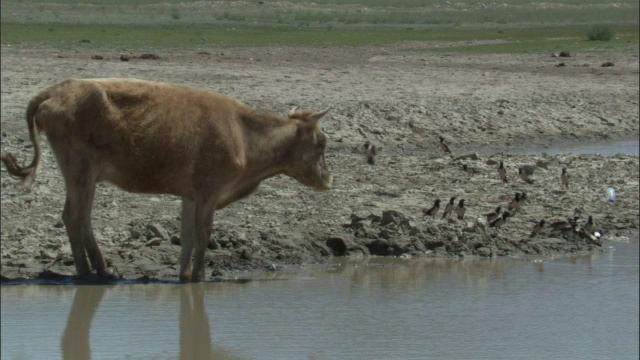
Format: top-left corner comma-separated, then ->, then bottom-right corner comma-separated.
60,156 -> 107,277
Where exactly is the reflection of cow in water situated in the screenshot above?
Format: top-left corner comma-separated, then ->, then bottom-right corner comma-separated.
60,284 -> 241,359
1,78 -> 333,282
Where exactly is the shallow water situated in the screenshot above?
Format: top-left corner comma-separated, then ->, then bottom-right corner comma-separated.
476,138 -> 639,156
1,240 -> 637,360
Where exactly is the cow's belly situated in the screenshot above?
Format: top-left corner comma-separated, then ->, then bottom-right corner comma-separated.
98,163 -> 193,199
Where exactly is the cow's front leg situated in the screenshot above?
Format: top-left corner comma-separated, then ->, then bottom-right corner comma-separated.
191,198 -> 216,283
179,198 -> 196,283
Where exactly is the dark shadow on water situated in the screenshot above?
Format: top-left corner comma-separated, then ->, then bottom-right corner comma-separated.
0,270 -> 293,286
0,271 -> 180,285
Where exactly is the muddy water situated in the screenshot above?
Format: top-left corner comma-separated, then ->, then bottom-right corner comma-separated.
1,240 -> 637,360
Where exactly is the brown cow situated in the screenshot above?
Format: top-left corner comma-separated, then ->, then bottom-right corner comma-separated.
1,78 -> 333,282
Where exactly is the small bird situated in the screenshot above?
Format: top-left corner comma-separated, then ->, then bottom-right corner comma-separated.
441,196 -> 456,219
439,136 -> 452,155
583,215 -> 594,234
529,219 -> 545,238
578,228 -> 602,246
498,161 -> 508,183
462,164 -> 477,177
423,199 -> 441,219
456,199 -> 466,220
518,165 -> 536,184
489,211 -> 510,229
363,142 -> 377,165
508,193 -> 521,212
560,168 -> 569,189
519,192 -> 528,205
484,206 -> 502,223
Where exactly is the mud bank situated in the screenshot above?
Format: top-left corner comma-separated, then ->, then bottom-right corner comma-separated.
1,146 -> 637,280
1,45 -> 638,281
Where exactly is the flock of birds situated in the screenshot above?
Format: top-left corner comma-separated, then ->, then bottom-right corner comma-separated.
363,136 -> 603,246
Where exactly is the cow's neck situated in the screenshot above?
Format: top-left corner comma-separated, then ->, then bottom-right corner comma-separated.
241,117 -> 298,183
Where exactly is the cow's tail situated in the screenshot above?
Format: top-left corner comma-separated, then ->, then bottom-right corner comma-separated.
1,91 -> 49,191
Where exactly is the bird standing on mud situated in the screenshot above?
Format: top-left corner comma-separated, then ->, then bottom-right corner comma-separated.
423,199 -> 441,219
441,197 -> 456,219
484,206 -> 502,223
561,167 -> 569,189
363,142 -> 377,165
508,193 -> 521,212
518,165 -> 536,184
456,199 -> 466,220
489,211 -> 510,229
583,215 -> 594,234
498,161 -> 508,183
519,192 -> 528,205
439,136 -> 452,155
578,228 -> 602,246
529,219 -> 545,238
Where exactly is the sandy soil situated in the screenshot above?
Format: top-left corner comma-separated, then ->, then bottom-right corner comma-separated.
1,44 -> 638,281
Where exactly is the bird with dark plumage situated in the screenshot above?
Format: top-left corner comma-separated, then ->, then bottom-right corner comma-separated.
498,161 -> 508,183
456,199 -> 466,220
423,199 -> 441,219
518,165 -> 536,184
441,196 -> 456,219
519,192 -> 528,205
363,142 -> 377,165
484,206 -> 502,223
489,211 -> 510,229
561,167 -> 569,189
508,192 -> 521,212
583,215 -> 594,234
578,228 -> 602,246
529,219 -> 545,238
439,136 -> 452,155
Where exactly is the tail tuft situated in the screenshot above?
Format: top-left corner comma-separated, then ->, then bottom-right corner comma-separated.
1,152 -> 36,191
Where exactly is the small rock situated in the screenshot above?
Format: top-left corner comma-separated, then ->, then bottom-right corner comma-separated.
139,53 -> 160,60
147,224 -> 170,240
145,238 -> 162,247
120,55 -> 130,61
39,249 -> 56,260
453,153 -> 478,161
601,61 -> 614,67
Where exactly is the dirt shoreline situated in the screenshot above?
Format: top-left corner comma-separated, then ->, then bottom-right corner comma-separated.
1,45 -> 638,281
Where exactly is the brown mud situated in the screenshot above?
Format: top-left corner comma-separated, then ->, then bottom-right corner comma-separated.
1,44 -> 638,281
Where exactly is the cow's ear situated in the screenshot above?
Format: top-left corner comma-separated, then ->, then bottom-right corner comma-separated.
307,109 -> 330,124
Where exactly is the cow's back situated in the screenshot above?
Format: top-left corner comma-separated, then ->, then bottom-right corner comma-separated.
37,78 -> 247,197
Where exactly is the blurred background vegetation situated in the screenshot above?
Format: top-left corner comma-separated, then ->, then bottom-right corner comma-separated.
1,0 -> 638,52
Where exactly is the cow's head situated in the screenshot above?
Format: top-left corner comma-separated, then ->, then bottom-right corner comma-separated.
285,107 -> 333,191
